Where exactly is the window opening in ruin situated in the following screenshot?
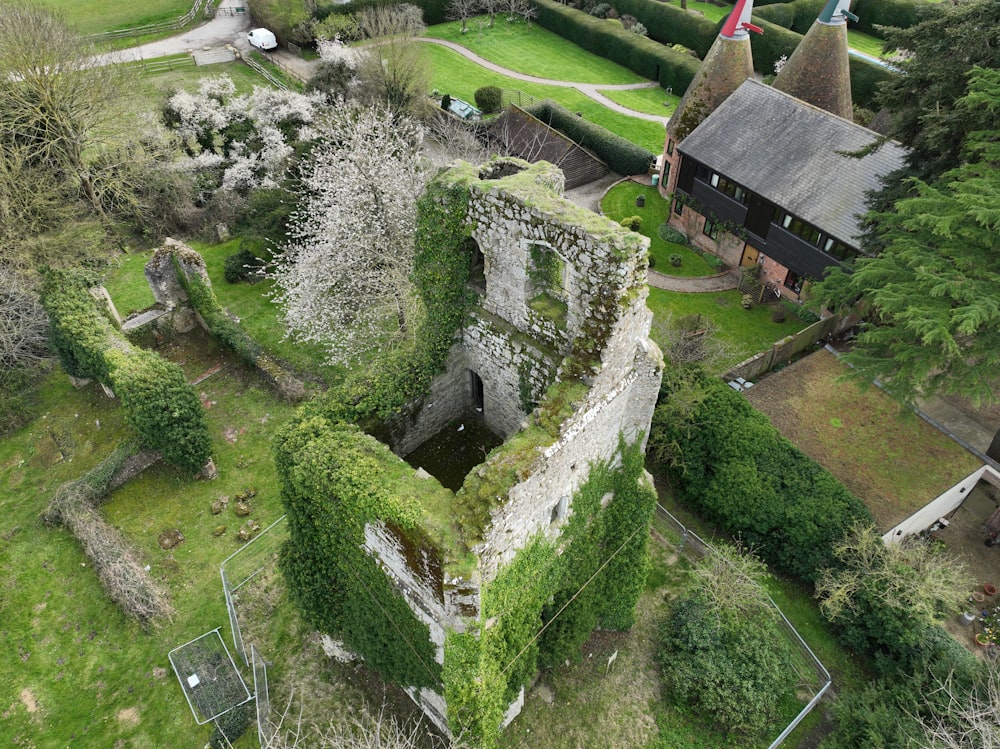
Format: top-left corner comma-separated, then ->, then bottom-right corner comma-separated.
468,238 -> 486,293
550,496 -> 569,525
526,242 -> 568,325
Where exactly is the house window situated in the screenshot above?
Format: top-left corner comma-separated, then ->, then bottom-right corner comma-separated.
673,199 -> 683,216
666,139 -> 674,156
778,212 -> 822,246
783,270 -> 804,294
703,217 -> 719,241
822,237 -> 857,262
662,161 -> 670,186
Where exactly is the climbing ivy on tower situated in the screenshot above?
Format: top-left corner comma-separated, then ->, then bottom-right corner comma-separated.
443,439 -> 656,747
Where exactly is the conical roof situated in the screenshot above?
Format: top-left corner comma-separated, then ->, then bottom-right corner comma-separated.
772,0 -> 854,120
666,0 -> 757,142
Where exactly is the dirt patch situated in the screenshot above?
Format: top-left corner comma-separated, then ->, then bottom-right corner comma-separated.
116,707 -> 140,726
158,529 -> 184,550
745,349 -> 980,530
152,667 -> 167,680
19,689 -> 37,713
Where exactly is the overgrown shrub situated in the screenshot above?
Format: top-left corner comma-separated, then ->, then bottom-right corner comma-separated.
589,2 -> 611,17
533,0 -> 701,92
474,85 -> 503,114
658,223 -> 687,245
107,349 -> 212,474
524,99 -> 654,175
619,215 -> 642,231
40,269 -> 211,473
649,368 -> 872,580
223,247 -> 265,284
658,594 -> 797,737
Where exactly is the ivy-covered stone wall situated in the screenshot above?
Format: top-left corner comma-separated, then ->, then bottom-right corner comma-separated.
277,157 -> 663,745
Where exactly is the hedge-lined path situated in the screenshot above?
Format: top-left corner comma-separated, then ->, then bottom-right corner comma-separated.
415,37 -> 670,124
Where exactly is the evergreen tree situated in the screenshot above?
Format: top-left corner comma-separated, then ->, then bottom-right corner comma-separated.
817,68 -> 1000,408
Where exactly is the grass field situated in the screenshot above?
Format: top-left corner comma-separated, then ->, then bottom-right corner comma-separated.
37,0 -> 191,35
601,182 -> 715,276
646,287 -> 806,369
599,86 -> 678,117
847,29 -> 890,58
0,333 -> 304,748
744,349 -> 981,531
425,44 -> 666,153
426,18 -> 646,85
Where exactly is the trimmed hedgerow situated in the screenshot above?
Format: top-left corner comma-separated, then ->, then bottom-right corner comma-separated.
524,99 -> 654,175
41,270 -> 211,473
648,368 -> 871,580
533,0 -> 701,93
852,0 -> 928,39
609,0 -> 717,56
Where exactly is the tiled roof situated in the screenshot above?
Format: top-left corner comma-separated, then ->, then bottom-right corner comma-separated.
678,80 -> 906,243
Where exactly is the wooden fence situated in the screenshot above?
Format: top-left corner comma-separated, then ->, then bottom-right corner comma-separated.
241,54 -> 289,91
722,311 -> 858,383
86,0 -> 211,41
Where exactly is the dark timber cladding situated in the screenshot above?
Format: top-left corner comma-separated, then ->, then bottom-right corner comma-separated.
677,80 -> 905,260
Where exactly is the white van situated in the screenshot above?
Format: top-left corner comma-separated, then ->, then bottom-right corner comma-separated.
247,28 -> 278,51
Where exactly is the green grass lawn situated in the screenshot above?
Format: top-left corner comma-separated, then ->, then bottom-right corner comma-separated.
425,44 -> 666,153
847,29 -> 891,58
103,241 -> 345,385
601,182 -> 715,276
38,0 -> 190,35
599,86 -> 679,117
662,0 -> 732,24
0,335 -> 303,748
647,287 -> 806,369
426,17 -> 647,85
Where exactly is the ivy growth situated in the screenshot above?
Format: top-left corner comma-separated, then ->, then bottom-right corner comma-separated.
444,440 -> 656,747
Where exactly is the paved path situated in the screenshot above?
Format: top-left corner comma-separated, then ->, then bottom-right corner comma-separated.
415,37 -> 670,124
648,268 -> 740,292
91,0 -> 251,64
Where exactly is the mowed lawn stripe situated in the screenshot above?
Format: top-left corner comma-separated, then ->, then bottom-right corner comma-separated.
425,44 -> 666,153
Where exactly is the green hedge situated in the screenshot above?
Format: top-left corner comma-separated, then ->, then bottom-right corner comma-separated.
533,0 -> 701,93
41,270 -> 210,473
648,369 -> 872,580
315,0 -> 448,26
853,0 -> 929,39
752,0 -> 927,38
606,0 -> 717,57
524,99 -> 655,175
752,2 -> 795,29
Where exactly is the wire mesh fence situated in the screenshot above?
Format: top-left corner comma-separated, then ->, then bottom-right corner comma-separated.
168,629 -> 253,725
221,516 -> 288,667
653,503 -> 831,749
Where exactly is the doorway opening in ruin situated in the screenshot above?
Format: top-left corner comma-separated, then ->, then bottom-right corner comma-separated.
470,370 -> 485,413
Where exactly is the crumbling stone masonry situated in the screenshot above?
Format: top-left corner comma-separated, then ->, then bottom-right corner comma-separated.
293,159 -> 662,745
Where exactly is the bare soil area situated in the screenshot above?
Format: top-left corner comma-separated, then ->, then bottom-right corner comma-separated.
745,349 -> 980,531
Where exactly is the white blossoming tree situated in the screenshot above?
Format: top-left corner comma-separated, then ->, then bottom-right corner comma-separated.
163,76 -> 327,196
271,105 -> 429,365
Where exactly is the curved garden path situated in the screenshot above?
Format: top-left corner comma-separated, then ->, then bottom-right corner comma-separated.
415,37 -> 670,124
647,268 -> 740,292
